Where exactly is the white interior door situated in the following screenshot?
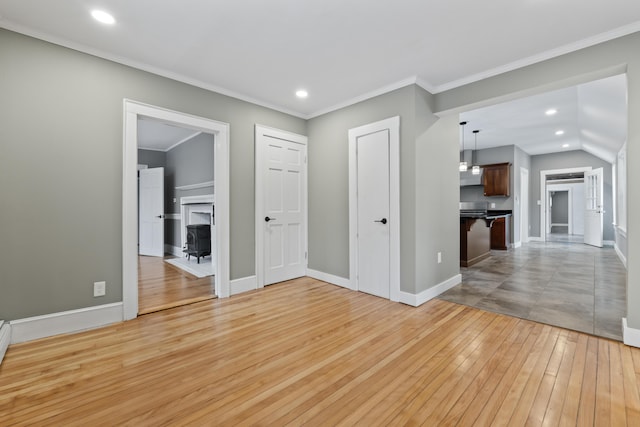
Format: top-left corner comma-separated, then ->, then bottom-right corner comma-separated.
584,167 -> 604,247
355,130 -> 390,298
139,167 -> 165,257
256,126 -> 307,286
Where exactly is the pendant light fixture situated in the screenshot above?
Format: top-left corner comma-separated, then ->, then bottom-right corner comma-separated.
472,129 -> 481,175
459,121 -> 468,172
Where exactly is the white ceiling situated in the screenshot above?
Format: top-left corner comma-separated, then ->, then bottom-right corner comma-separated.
137,118 -> 201,151
1,0 -> 639,120
460,74 -> 628,163
0,1 -> 633,161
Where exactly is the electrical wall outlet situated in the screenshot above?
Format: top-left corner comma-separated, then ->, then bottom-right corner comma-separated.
437,252 -> 442,264
93,281 -> 106,297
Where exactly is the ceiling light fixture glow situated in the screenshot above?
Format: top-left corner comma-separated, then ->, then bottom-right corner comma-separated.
545,109 -> 558,116
562,144 -> 570,148
91,10 -> 116,25
555,130 -> 565,136
296,90 -> 308,98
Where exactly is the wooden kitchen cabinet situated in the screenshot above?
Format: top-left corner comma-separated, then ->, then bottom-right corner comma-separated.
483,163 -> 510,196
490,215 -> 510,250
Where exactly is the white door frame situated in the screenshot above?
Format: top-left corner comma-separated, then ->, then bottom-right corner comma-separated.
520,167 -> 529,244
255,125 -> 308,288
123,99 -> 230,320
348,116 -> 400,302
539,167 -> 591,242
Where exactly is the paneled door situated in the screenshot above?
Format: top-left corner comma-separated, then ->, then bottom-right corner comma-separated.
256,126 -> 307,286
584,167 -> 604,247
139,167 -> 165,257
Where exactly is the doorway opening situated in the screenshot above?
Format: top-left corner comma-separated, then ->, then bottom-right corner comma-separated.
136,118 -> 217,314
123,100 -> 230,320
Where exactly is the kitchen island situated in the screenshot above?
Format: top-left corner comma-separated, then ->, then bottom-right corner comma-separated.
460,203 -> 512,267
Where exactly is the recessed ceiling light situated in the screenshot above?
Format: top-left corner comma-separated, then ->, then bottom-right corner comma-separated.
91,10 -> 116,25
546,109 -> 558,116
295,90 -> 308,99
555,130 -> 565,136
562,143 -> 570,148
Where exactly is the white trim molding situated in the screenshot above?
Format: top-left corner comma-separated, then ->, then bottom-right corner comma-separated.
164,244 -> 183,257
513,241 -> 522,249
399,274 -> 462,307
528,236 -> 544,242
0,322 -> 11,365
9,303 -> 123,344
306,269 -> 353,290
623,318 -> 640,348
615,243 -> 627,268
175,180 -> 215,191
230,276 -> 258,296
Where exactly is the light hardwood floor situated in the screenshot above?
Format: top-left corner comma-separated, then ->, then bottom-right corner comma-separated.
138,255 -> 216,315
1,278 -> 639,425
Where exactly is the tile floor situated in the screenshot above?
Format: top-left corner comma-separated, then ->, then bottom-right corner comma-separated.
438,241 -> 627,340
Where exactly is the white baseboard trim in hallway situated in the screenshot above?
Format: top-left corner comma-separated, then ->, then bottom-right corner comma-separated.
306,269 -> 352,290
230,276 -> 257,296
615,243 -> 627,268
10,303 -> 123,344
399,274 -> 462,307
623,318 -> 640,348
0,322 -> 11,365
164,244 -> 183,257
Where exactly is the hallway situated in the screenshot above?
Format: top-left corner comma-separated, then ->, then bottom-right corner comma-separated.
439,242 -> 626,340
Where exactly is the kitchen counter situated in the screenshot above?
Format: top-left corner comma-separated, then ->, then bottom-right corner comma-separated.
460,211 -> 512,266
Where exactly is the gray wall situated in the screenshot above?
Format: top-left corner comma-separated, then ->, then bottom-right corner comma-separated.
0,29 -> 305,320
550,191 -> 569,225
307,85 -> 460,294
165,133 -> 215,247
137,149 -> 166,169
434,31 -> 640,328
529,150 -> 614,241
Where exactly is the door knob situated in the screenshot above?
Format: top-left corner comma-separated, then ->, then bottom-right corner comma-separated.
156,215 -> 164,219
374,218 -> 388,224
265,216 -> 276,222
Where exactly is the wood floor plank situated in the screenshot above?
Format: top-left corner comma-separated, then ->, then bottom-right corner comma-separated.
1,279 -> 639,425
595,338 -> 612,425
577,336 -> 599,425
557,333 -> 589,426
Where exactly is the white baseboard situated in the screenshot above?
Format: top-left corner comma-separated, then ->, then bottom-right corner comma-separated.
164,244 -> 183,257
306,269 -> 353,290
513,241 -> 522,248
230,275 -> 257,296
528,236 -> 543,242
623,318 -> 640,348
603,240 -> 615,247
10,302 -> 123,344
614,243 -> 627,269
0,322 -> 11,365
399,274 -> 462,307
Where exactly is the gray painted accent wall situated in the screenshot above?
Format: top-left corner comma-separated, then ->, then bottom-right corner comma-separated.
137,149 -> 166,169
529,150 -> 614,241
0,29 -> 305,320
307,85 -> 459,295
550,191 -> 569,224
434,31 -> 638,329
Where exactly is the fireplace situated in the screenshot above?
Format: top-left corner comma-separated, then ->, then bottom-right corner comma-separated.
184,224 -> 211,263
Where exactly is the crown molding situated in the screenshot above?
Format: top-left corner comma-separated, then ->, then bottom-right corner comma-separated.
0,20 -> 308,119
430,21 -> 640,94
